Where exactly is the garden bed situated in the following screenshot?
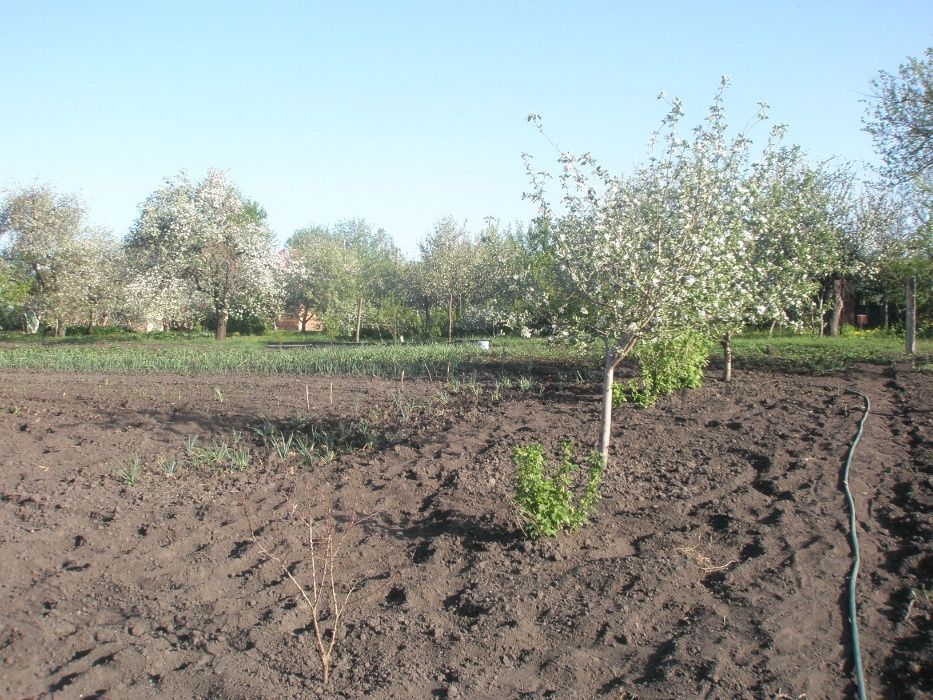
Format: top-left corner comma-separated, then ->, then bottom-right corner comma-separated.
0,365 -> 930,698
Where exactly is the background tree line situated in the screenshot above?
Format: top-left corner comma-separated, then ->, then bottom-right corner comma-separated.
1,50 -> 930,343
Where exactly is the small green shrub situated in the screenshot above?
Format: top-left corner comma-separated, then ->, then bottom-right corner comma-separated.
840,324 -> 886,338
202,313 -> 269,336
614,331 -> 709,408
66,325 -> 134,337
512,442 -> 603,539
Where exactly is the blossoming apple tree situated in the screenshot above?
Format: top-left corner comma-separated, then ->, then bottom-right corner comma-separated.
526,81 -> 783,463
0,185 -> 102,335
707,138 -> 843,379
419,216 -> 476,343
126,170 -> 283,339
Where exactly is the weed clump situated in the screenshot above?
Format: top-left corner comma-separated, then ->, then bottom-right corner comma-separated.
114,455 -> 142,485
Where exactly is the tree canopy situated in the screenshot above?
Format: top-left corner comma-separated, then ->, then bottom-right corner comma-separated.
865,47 -> 933,188
126,170 -> 283,339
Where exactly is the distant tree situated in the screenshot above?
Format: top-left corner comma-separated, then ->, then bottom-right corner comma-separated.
122,263 -> 202,331
285,220 -> 400,341
284,225 -> 348,332
0,185 -> 87,335
59,229 -> 124,333
742,144 -> 819,338
403,258 -> 435,337
0,258 -> 29,329
464,219 -> 532,336
363,246 -> 416,341
419,217 -> 475,343
863,48 -> 933,334
742,146 -> 855,340
516,217 -> 576,336
331,219 -> 400,343
864,47 -> 933,187
126,170 -> 283,340
859,184 -> 933,329
812,167 -> 874,336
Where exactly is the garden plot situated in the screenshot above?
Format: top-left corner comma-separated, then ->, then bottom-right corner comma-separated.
0,366 -> 930,698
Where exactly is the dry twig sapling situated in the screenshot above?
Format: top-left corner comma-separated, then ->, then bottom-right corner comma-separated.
246,502 -> 376,686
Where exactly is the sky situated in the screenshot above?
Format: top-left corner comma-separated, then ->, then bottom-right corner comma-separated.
1,1 -> 931,256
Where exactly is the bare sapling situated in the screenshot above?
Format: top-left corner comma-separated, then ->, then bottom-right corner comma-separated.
245,502 -> 377,686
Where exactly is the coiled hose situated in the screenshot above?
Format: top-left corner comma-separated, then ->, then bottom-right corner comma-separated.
843,389 -> 870,700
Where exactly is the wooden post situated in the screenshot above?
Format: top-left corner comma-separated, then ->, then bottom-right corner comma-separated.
905,276 -> 916,355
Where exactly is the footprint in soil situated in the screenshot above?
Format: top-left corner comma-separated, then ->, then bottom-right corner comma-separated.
61,561 -> 90,572
93,653 -> 116,667
49,672 -> 82,693
443,586 -> 491,619
760,509 -> 783,525
386,586 -> 407,606
412,541 -> 435,564
752,478 -> 796,502
50,648 -> 92,676
228,540 -> 251,559
730,448 -> 772,473
708,514 -> 732,533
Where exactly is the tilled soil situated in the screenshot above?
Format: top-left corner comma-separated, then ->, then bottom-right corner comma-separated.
0,365 -> 930,699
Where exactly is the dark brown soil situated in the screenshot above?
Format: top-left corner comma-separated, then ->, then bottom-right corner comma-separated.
0,365 -> 930,699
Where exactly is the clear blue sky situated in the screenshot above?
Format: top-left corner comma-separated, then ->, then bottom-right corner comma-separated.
1,1 -> 931,256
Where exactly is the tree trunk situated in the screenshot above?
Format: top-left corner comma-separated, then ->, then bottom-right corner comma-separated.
597,348 -> 616,467
768,319 -> 777,339
828,278 -> 843,336
447,294 -> 454,344
87,306 -> 96,335
906,276 -> 917,355
882,295 -> 889,330
216,310 -> 228,341
300,316 -> 307,333
423,303 -> 431,337
55,318 -> 65,337
815,296 -> 825,336
722,332 -> 733,382
354,297 -> 364,344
